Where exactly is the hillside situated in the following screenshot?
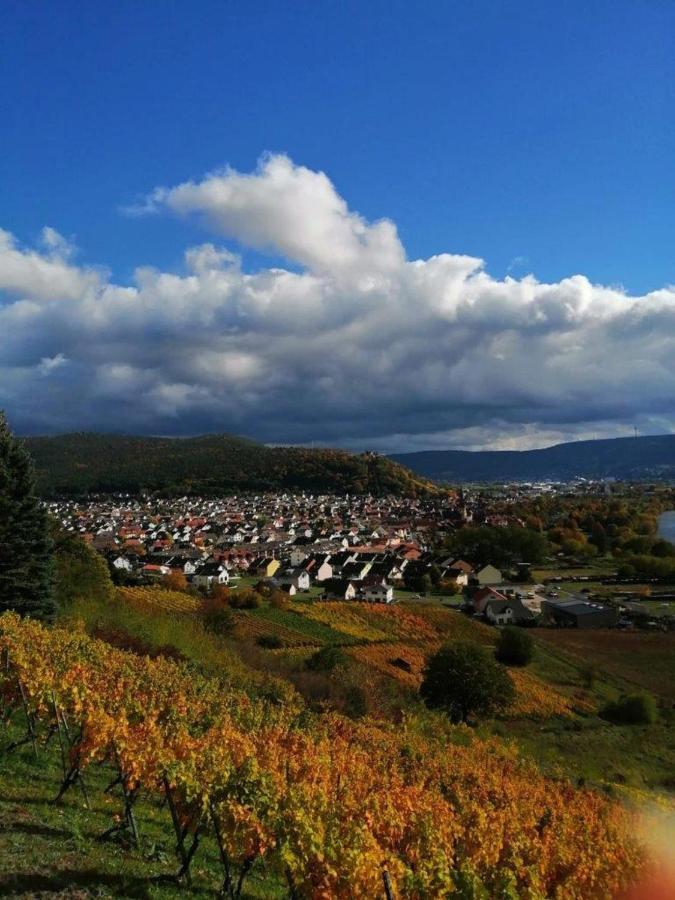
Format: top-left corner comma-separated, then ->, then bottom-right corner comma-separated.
22,433 -> 437,497
0,606 -> 658,898
391,433 -> 675,483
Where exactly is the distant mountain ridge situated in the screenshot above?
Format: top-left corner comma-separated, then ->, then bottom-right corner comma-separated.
390,434 -> 675,483
22,432 -> 438,497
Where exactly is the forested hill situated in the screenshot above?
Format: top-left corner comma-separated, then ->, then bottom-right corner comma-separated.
391,434 -> 675,483
23,433 -> 438,497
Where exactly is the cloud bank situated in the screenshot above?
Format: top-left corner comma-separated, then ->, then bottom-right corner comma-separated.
2,155 -> 675,451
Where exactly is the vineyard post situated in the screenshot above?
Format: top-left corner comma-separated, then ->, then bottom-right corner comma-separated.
54,710 -> 90,809
18,681 -> 38,759
50,692 -> 68,779
114,749 -> 141,848
210,800 -> 234,896
98,750 -> 141,849
163,775 -> 193,886
285,865 -> 299,900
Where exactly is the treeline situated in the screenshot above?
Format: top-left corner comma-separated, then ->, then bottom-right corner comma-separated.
482,490 -> 675,562
22,433 -> 437,497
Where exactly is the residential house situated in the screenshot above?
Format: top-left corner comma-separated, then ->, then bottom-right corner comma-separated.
341,560 -> 372,581
273,578 -> 298,596
112,555 -> 134,573
473,586 -> 508,614
358,581 -> 394,604
484,594 -> 533,626
192,562 -> 229,590
321,578 -> 357,601
289,547 -> 309,567
303,554 -> 333,582
254,557 -> 280,578
474,564 -> 503,586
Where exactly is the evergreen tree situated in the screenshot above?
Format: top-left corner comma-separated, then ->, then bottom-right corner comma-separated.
0,413 -> 55,619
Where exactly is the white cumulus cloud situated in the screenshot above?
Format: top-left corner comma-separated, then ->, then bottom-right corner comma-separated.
2,154 -> 675,450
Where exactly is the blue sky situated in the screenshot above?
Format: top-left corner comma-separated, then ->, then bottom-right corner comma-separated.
2,1 -> 675,449
4,0 -> 674,291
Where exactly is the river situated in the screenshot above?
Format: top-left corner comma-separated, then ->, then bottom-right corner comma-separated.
657,510 -> 675,544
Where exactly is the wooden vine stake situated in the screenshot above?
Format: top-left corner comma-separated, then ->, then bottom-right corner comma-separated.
382,868 -> 396,900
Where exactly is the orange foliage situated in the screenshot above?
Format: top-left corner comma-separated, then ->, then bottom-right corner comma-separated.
0,612 -> 649,899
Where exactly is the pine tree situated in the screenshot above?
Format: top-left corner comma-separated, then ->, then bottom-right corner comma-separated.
0,412 -> 55,619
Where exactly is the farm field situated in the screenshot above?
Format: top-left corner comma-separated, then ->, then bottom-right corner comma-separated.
532,628 -> 675,701
532,561 -> 616,581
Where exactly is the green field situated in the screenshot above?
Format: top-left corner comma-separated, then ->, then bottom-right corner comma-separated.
532,628 -> 675,702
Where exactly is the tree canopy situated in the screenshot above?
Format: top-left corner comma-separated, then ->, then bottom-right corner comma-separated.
52,526 -> 114,610
420,642 -> 515,723
444,526 -> 548,569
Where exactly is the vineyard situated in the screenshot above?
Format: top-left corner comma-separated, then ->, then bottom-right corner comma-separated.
110,589 -> 594,720
117,586 -> 202,615
0,613 -> 650,898
247,606 -> 360,645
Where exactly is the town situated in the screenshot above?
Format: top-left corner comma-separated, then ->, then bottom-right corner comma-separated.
46,484 -> 675,631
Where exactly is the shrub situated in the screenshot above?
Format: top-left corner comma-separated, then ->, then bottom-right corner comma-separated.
601,693 -> 658,725
257,633 -> 283,649
495,626 -> 534,667
203,607 -> 235,636
421,642 -> 515,723
229,588 -> 262,610
162,572 -> 189,592
580,662 -> 598,689
344,685 -> 368,718
269,590 -> 290,609
305,645 -> 347,672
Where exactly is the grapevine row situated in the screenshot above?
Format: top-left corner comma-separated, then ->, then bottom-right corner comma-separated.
0,612 -> 647,898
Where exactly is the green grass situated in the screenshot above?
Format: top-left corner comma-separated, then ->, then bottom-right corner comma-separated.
623,599 -> 675,618
488,635 -> 675,798
532,561 -> 615,580
501,716 -> 675,795
0,719 -> 284,898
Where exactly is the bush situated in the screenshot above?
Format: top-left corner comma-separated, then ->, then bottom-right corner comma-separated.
269,590 -> 290,609
420,642 -> 515,723
580,662 -> 598,689
495,626 -> 534,667
601,693 -> 658,725
229,588 -> 262,610
203,607 -> 235,636
305,645 -> 347,672
257,633 -> 283,649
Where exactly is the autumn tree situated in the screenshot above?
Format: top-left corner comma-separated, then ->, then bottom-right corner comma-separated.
162,571 -> 188,592
0,413 -> 54,619
52,526 -> 114,608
